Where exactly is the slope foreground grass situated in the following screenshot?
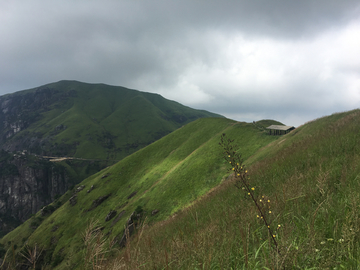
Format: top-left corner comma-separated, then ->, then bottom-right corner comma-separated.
112,109 -> 360,269
0,117 -> 279,269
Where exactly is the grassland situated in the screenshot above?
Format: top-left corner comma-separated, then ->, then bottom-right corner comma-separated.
0,117 -> 279,269
109,109 -> 360,269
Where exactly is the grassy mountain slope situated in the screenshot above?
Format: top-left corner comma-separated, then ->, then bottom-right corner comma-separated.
113,109 -> 360,269
0,117 -> 280,269
1,80 -> 222,160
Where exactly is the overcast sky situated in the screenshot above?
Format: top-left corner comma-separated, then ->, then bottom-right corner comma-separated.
1,1 -> 360,126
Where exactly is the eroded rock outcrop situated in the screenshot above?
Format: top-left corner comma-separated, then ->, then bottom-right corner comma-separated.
87,193 -> 112,211
117,209 -> 144,248
118,212 -> 137,248
105,210 -> 117,222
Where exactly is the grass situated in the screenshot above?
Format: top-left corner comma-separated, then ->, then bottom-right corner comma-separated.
101,109 -> 360,269
0,117 -> 279,269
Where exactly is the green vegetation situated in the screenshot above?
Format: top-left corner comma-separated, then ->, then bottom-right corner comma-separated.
3,109 -> 360,269
109,109 -> 360,269
2,80 -> 222,161
0,117 -> 278,269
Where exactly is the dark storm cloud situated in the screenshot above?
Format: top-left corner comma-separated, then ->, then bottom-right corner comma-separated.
1,0 -> 360,126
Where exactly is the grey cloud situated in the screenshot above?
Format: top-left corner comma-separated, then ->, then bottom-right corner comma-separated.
1,0 -> 359,126
138,0 -> 360,38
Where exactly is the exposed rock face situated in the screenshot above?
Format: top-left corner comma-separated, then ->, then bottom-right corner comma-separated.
87,193 -> 112,211
68,194 -> 78,206
105,210 -> 117,222
118,212 -> 137,248
118,211 -> 143,248
151,209 -> 159,216
111,210 -> 126,227
87,185 -> 95,193
74,185 -> 85,193
0,151 -> 71,233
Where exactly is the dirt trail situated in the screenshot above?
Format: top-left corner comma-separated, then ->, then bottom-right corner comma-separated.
142,122 -> 237,194
39,155 -> 120,162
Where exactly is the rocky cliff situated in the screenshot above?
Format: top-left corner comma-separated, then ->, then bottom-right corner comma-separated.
0,150 -> 71,235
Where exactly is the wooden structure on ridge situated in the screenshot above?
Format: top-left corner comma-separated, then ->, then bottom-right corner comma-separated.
266,125 -> 295,135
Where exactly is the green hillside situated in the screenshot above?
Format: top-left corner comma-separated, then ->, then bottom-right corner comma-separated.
4,109 -> 359,269
0,80 -> 222,161
110,109 -> 360,269
0,117 -> 280,269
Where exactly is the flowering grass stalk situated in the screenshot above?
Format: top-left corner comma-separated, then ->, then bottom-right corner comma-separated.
219,133 -> 279,252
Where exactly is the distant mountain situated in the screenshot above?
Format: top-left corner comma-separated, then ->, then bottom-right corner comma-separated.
0,80 -> 222,160
0,80 -> 223,235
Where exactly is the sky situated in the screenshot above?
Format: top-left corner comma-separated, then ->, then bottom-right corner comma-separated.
1,1 -> 360,127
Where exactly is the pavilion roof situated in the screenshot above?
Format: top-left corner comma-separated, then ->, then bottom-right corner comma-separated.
266,125 -> 295,131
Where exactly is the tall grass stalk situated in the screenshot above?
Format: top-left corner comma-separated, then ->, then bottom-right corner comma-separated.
83,219 -> 113,269
20,244 -> 43,270
219,133 -> 279,252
